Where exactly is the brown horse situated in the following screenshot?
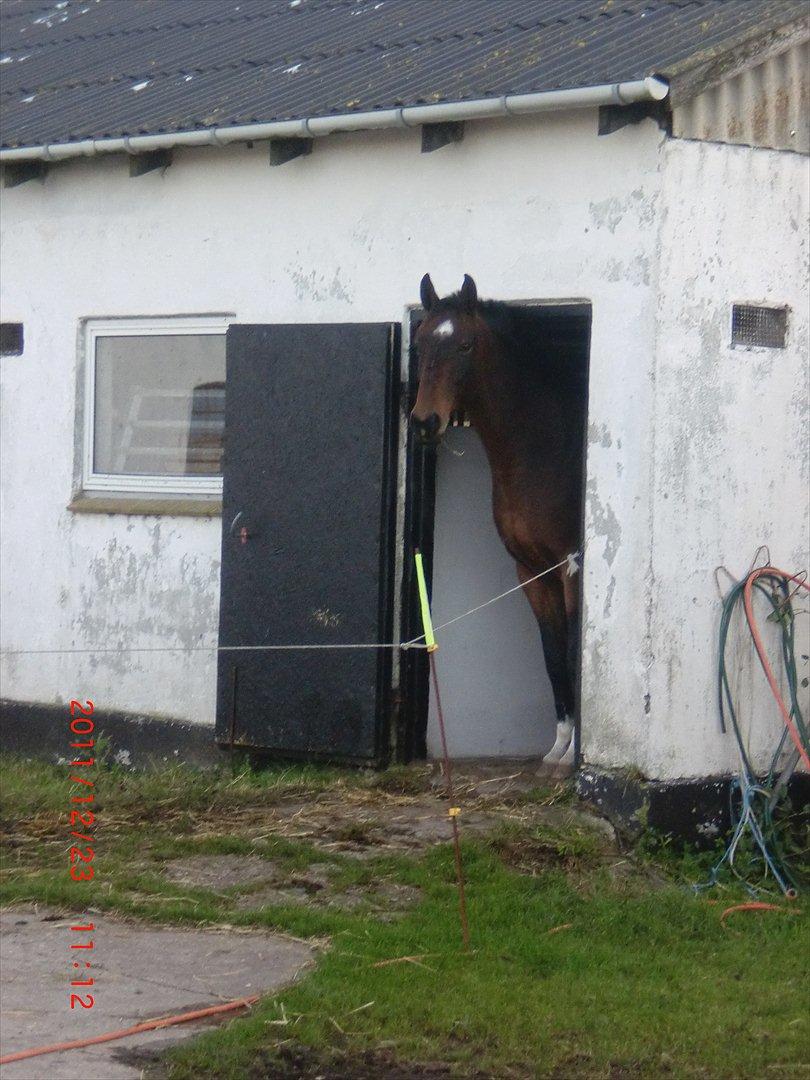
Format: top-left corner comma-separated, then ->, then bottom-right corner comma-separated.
411,274 -> 586,770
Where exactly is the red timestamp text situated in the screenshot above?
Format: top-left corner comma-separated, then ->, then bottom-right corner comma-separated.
68,698 -> 96,1009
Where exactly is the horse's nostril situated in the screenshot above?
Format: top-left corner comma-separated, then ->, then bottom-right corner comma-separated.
411,412 -> 441,442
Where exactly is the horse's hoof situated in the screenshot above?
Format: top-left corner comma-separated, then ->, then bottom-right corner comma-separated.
535,760 -> 574,782
551,762 -> 575,781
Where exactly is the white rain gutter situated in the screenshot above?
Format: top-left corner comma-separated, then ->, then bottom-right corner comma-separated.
0,76 -> 669,163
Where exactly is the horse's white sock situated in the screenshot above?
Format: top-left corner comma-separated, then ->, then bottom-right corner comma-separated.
557,737 -> 576,767
544,718 -> 573,763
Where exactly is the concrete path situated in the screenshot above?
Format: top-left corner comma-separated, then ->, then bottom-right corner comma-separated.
0,907 -> 314,1080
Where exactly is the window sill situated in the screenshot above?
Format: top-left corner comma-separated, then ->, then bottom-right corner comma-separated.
68,492 -> 222,517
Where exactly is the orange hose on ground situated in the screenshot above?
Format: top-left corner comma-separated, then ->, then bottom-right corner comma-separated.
720,901 -> 801,925
742,567 -> 810,772
0,995 -> 259,1065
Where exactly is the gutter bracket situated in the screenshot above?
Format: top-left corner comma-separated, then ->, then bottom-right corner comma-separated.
2,160 -> 48,187
598,100 -> 670,136
129,148 -> 173,176
268,136 -> 313,166
421,120 -> 465,153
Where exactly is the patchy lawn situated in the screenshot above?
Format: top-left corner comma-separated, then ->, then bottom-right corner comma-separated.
1,753 -> 807,1078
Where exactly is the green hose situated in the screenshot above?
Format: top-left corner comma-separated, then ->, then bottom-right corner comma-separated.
706,570 -> 809,895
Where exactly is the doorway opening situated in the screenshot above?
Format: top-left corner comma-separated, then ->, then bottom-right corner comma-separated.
399,301 -> 592,763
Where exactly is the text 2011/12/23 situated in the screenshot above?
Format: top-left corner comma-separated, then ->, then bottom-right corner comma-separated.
69,699 -> 96,1010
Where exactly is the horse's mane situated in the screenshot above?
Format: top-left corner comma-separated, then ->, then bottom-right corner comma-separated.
436,294 -> 590,392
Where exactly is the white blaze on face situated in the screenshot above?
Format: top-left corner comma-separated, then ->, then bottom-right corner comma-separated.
433,319 -> 454,339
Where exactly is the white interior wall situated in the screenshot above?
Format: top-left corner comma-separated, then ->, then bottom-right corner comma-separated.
428,427 -> 557,759
2,112 -> 664,761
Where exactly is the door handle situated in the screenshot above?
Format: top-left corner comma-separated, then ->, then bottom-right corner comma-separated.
229,511 -> 253,545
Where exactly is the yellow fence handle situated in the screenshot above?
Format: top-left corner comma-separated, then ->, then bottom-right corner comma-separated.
414,551 -> 436,652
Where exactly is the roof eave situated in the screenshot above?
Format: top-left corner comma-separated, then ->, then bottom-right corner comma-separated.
0,76 -> 669,164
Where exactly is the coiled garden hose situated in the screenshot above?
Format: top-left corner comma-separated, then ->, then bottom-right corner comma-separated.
701,564 -> 809,897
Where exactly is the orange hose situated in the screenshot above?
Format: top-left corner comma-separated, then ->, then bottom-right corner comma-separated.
0,994 -> 259,1065
720,901 -> 801,925
742,566 -> 810,772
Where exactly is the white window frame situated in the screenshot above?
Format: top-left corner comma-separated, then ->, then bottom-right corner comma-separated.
83,316 -> 231,497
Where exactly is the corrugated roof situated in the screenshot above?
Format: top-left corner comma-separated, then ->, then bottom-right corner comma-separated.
0,0 -> 806,150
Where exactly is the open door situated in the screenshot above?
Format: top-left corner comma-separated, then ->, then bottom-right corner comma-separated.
216,323 -> 400,763
405,302 -> 591,764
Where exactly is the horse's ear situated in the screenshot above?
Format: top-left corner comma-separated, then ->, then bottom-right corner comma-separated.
420,273 -> 439,312
459,274 -> 478,313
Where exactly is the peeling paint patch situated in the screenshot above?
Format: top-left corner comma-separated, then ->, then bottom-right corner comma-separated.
0,652 -> 20,686
287,266 -> 353,303
588,421 -> 613,448
589,188 -> 657,233
657,311 -> 727,502
72,534 -> 220,678
603,575 -> 616,618
601,253 -> 651,286
586,480 -> 622,567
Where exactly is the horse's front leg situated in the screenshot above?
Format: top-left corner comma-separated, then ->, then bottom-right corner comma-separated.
558,567 -> 581,772
516,563 -> 575,775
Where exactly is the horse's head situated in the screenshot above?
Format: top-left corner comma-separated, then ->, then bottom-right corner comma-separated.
411,273 -> 479,445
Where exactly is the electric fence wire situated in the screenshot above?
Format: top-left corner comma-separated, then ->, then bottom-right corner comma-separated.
0,553 -> 580,657
697,565 -> 809,898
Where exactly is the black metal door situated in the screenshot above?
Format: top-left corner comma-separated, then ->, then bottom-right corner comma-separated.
216,323 -> 400,762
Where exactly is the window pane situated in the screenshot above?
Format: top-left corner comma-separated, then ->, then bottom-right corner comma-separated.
93,334 -> 225,476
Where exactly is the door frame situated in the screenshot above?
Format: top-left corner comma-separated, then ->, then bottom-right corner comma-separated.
396,299 -> 593,765
392,306 -> 436,762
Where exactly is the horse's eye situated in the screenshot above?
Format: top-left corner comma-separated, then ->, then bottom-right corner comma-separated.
459,341 -> 473,352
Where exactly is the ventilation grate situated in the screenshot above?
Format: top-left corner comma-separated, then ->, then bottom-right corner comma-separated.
1,323 -> 24,356
731,305 -> 787,349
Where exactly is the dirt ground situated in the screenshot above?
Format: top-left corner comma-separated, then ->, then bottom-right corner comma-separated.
163,852 -> 424,914
156,766 -> 615,854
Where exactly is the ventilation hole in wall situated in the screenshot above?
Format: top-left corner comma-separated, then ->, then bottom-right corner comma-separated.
731,305 -> 788,349
1,323 -> 24,356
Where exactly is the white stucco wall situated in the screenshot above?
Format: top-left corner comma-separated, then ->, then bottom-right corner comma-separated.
2,109 -> 804,779
582,137 -> 810,781
0,111 -> 662,746
645,138 -> 809,780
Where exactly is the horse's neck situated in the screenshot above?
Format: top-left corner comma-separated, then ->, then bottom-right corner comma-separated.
465,346 -> 545,488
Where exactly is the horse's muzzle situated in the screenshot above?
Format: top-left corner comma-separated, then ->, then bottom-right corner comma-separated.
410,412 -> 443,445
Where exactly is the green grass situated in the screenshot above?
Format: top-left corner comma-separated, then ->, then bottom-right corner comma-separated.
1,753 -> 808,1078
165,849 -> 809,1079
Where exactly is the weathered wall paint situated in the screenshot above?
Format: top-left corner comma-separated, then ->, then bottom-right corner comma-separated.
3,111 -> 804,778
0,112 -> 662,749
646,138 -> 809,780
